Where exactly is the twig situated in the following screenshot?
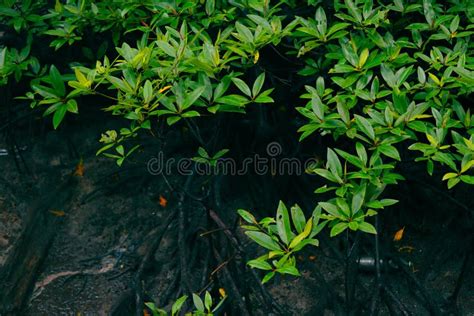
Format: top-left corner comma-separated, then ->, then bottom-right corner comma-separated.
391,256 -> 442,316
207,208 -> 288,315
134,211 -> 177,316
369,217 -> 382,316
449,236 -> 472,306
212,247 -> 250,316
382,283 -> 411,316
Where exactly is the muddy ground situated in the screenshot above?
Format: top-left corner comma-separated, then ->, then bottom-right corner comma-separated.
0,108 -> 473,316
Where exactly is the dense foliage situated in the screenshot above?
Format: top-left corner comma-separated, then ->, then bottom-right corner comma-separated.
1,0 -> 473,314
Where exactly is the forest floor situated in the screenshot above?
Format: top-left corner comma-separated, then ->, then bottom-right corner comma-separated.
0,111 -> 473,316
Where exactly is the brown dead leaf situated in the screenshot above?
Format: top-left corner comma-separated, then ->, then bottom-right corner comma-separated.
49,210 -> 65,217
393,226 -> 405,241
159,195 -> 167,207
143,309 -> 151,316
398,246 -> 416,253
74,159 -> 84,177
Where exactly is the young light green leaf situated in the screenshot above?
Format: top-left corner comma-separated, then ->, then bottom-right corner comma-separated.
204,291 -> 212,312
192,293 -> 205,312
171,295 -> 188,316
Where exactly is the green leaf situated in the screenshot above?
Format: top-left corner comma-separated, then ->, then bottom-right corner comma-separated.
167,116 -> 181,125
205,0 -> 215,15
460,175 -> 474,185
327,148 -> 343,177
254,94 -> 274,103
330,222 -> 348,237
116,145 -> 124,156
380,64 -> 396,88
380,199 -> 398,206
52,103 -> 67,129
314,168 -> 340,183
252,73 -> 265,97
356,142 -> 368,165
348,221 -> 359,231
262,272 -> 275,284
276,201 -> 293,245
171,296 -> 188,316
204,292 -> 212,312
181,111 -> 200,118
276,266 -> 300,276
355,115 -> 375,140
247,259 -> 272,270
192,294 -> 205,312
290,204 -> 306,234
378,144 -> 401,161
49,65 -> 65,97
156,40 -> 176,57
245,231 -> 281,251
417,66 -> 426,84
358,48 -> 369,68
215,94 -> 250,106
0,47 -> 6,68
232,77 -> 251,97
447,177 -> 461,189
449,15 -> 459,33
235,22 -> 254,42
358,221 -> 377,234
238,209 -> 256,224
143,80 -> 153,103
66,99 -> 78,113
351,183 -> 366,214
319,202 -> 340,217
345,0 -> 362,22
182,86 -> 205,110
442,173 -> 458,181
315,7 -> 327,35
335,149 -> 363,168
289,218 -> 312,249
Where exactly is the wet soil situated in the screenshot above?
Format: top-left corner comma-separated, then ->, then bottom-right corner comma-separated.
0,112 -> 473,316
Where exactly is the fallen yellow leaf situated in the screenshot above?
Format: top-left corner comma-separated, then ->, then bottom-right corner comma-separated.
219,288 -> 226,298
